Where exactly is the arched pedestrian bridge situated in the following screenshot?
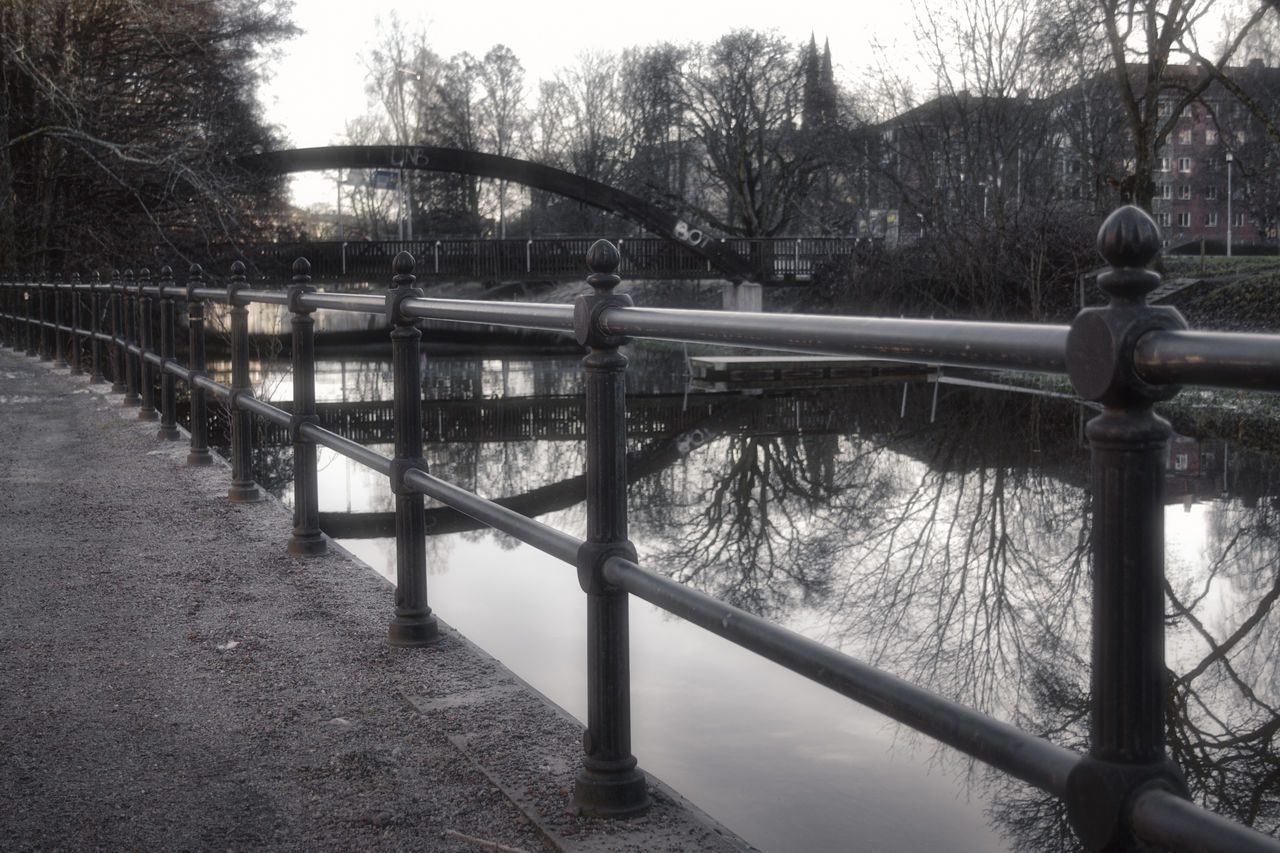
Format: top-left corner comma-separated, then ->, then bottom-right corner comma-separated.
239,146 -> 869,283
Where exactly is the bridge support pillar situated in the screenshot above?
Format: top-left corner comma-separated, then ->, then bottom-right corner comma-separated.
722,280 -> 762,312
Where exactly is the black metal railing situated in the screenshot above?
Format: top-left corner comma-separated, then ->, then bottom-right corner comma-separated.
2,205 -> 1279,852
243,235 -> 861,282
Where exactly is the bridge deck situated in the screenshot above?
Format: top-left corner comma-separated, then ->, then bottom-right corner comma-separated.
0,352 -> 749,852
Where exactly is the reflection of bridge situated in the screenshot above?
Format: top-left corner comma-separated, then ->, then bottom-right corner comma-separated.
245,235 -> 863,284
239,388 -> 892,446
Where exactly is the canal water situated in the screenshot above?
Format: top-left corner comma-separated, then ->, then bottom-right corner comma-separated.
212,343 -> 1280,852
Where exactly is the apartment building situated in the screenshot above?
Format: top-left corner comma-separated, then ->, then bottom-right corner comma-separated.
859,62 -> 1280,252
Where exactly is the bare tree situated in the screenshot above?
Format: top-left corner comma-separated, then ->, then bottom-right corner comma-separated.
680,30 -> 818,237
0,0 -> 296,275
618,43 -> 692,210
476,44 -> 529,237
1090,0 -> 1268,210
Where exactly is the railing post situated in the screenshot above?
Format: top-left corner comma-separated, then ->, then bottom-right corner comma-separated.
185,265 -> 213,466
2,278 -> 10,349
385,252 -> 438,646
156,266 -> 180,439
3,277 -> 14,350
136,268 -> 158,421
68,273 -> 83,375
1064,205 -> 1191,852
286,258 -> 326,556
226,261 -> 262,502
24,275 -> 37,357
89,272 -> 105,384
572,239 -> 650,818
109,270 -> 127,394
121,269 -> 141,405
38,274 -> 52,361
53,273 -> 69,368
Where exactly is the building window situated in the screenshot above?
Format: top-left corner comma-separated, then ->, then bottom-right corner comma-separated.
1180,185 -> 1192,200
1159,157 -> 1171,172
1156,212 -> 1172,227
1178,129 -> 1193,145
1178,157 -> 1193,172
1235,212 -> 1247,227
1206,129 -> 1218,145
1206,212 -> 1219,227
1206,186 -> 1218,200
1178,212 -> 1192,228
1161,183 -> 1173,199
1158,100 -> 1172,116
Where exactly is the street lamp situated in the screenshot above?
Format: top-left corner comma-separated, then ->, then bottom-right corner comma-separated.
1226,151 -> 1234,257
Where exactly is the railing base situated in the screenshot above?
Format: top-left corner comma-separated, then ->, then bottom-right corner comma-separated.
387,614 -> 439,647
574,766 -> 651,818
186,449 -> 214,467
285,533 -> 327,557
226,483 -> 264,503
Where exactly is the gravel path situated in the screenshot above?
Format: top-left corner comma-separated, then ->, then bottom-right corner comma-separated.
0,350 -> 751,852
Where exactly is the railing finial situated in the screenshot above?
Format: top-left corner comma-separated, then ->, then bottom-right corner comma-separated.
586,238 -> 621,282
576,240 -> 629,348
1095,206 -> 1162,304
392,250 -> 415,286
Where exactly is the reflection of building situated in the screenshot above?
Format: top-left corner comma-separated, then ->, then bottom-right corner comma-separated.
1166,435 -> 1227,509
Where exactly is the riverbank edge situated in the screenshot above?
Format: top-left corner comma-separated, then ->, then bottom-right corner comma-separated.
0,350 -> 755,853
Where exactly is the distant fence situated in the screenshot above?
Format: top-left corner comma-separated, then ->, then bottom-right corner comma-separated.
243,235 -> 865,282
3,205 -> 1279,851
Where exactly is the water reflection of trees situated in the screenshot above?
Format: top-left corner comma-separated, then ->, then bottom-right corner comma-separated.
982,452 -> 1280,850
234,348 -> 1280,848
635,385 -> 1279,849
636,388 -> 1092,712
1166,496 -> 1280,834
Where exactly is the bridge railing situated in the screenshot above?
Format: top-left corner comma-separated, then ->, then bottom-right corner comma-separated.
243,235 -> 865,282
2,205 -> 1279,852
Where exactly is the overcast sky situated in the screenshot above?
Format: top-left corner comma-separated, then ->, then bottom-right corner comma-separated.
260,0 -> 915,207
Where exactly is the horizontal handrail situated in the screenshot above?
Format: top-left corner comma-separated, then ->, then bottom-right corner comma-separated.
299,421 -> 393,478
403,468 -> 581,564
1136,328 -> 1280,391
1132,787 -> 1280,853
13,274 -> 1280,393
300,292 -> 384,314
402,296 -> 576,334
600,305 -> 1071,372
602,554 -> 1079,795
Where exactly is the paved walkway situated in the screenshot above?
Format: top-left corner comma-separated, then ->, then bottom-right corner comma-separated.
0,349 -> 750,852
